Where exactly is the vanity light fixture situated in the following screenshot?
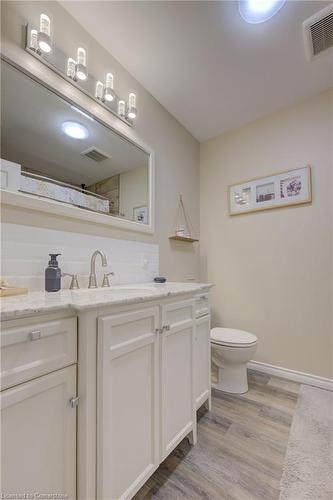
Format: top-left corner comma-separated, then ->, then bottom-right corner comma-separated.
67,58 -> 76,80
38,14 -> 52,53
25,17 -> 137,126
76,47 -> 88,81
104,73 -> 115,102
239,0 -> 286,23
127,92 -> 137,119
118,100 -> 126,118
62,121 -> 89,140
95,81 -> 104,100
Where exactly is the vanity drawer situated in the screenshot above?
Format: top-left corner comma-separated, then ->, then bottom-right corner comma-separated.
162,299 -> 195,330
1,317 -> 77,390
195,294 -> 210,318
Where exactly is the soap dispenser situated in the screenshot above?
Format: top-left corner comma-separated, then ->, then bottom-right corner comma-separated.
45,253 -> 62,292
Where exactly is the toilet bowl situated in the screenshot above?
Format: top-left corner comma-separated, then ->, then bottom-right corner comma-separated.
211,327 -> 258,394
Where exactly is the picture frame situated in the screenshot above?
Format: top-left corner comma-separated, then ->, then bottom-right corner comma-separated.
229,166 -> 312,215
133,205 -> 148,224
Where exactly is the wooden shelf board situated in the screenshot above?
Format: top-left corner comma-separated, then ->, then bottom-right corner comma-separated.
169,235 -> 199,243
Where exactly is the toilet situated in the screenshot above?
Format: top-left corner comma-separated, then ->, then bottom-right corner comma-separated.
211,327 -> 258,394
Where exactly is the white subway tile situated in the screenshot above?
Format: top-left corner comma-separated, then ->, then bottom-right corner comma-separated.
2,223 -> 159,291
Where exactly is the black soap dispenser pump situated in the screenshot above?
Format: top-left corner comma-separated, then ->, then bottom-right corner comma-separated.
45,253 -> 62,292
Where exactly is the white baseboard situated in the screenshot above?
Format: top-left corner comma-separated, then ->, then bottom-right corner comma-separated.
248,360 -> 333,392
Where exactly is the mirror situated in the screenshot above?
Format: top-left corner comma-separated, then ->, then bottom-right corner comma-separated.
1,60 -> 152,227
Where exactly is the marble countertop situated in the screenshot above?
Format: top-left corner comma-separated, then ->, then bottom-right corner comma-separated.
0,282 -> 213,320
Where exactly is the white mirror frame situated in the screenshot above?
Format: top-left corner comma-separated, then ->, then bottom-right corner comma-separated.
0,54 -> 155,235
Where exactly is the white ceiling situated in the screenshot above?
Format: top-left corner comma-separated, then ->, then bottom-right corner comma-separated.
62,1 -> 333,142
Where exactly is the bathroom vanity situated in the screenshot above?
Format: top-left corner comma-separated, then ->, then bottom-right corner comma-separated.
0,34 -> 210,500
0,283 -> 212,500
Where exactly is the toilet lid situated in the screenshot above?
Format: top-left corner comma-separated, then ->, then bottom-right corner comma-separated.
211,327 -> 257,347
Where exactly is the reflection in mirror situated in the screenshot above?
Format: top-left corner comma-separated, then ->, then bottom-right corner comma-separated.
1,60 -> 150,225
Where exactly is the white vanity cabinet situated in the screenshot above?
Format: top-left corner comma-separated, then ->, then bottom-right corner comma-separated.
195,314 -> 211,410
160,299 -> 196,459
0,314 -> 78,500
1,366 -> 77,498
194,293 -> 211,410
0,285 -> 212,500
96,299 -> 197,499
97,307 -> 160,500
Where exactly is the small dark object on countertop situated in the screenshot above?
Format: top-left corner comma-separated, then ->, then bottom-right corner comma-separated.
154,277 -> 167,283
45,253 -> 62,292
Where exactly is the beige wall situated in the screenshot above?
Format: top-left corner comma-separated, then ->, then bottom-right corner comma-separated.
119,166 -> 148,222
1,1 -> 200,282
200,90 -> 333,379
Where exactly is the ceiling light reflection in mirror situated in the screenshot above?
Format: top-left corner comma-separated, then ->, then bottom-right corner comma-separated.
62,121 -> 89,140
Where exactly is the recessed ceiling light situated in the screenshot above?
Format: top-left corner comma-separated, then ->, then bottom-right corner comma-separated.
62,121 -> 88,139
239,0 -> 286,24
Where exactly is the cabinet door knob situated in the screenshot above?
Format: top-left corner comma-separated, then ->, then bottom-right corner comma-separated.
30,330 -> 41,341
164,325 -> 170,331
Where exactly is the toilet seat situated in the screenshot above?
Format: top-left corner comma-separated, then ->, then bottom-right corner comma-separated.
211,327 -> 257,348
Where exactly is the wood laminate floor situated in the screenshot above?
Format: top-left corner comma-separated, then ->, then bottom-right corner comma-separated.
134,371 -> 300,500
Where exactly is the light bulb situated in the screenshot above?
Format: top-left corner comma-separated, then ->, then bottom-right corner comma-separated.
67,58 -> 76,79
40,13 -> 50,35
106,73 -> 114,89
104,72 -> 115,102
95,81 -> 104,100
77,47 -> 86,66
127,92 -> 137,119
118,100 -> 126,118
62,121 -> 88,140
38,14 -> 52,53
30,29 -> 38,51
76,47 -> 87,81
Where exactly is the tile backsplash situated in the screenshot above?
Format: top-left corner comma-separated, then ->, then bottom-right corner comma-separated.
1,223 -> 159,291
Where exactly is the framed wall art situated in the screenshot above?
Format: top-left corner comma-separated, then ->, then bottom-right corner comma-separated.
133,205 -> 148,224
229,166 -> 312,215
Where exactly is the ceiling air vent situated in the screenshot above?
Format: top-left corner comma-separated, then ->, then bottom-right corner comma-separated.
303,4 -> 333,60
81,147 -> 110,162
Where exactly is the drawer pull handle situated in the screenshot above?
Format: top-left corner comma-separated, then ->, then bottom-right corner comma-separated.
30,330 -> 41,341
70,396 -> 80,408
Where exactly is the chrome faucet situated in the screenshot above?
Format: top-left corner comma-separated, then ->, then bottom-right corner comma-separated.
88,250 -> 108,288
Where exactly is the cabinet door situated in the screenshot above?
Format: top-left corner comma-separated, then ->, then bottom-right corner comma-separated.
97,307 -> 160,500
161,299 -> 196,460
195,315 -> 211,409
1,365 -> 76,499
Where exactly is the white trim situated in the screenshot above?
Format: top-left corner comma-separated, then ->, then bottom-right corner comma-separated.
1,189 -> 154,234
248,360 -> 333,391
0,54 -> 155,235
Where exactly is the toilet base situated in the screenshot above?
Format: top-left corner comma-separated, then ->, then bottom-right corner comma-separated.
213,363 -> 249,394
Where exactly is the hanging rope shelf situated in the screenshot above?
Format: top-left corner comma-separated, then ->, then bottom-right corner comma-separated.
169,194 -> 199,243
